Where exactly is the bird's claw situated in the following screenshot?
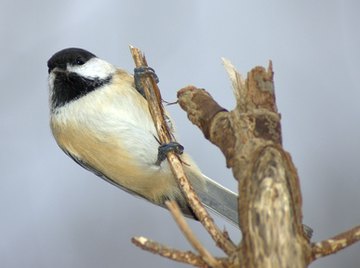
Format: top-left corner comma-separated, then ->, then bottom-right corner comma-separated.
156,142 -> 184,165
134,66 -> 159,98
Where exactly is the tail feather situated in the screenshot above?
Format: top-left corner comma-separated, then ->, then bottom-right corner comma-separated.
194,175 -> 239,226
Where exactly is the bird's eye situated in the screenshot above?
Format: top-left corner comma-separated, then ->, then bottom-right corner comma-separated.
76,57 -> 85,65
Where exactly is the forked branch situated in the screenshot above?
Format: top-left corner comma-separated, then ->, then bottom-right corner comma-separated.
129,47 -> 360,267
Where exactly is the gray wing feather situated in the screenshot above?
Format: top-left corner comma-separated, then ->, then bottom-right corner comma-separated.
195,175 -> 239,226
61,148 -> 198,218
62,149 -> 238,224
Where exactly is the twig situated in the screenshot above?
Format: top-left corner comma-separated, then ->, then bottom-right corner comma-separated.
165,201 -> 223,268
129,46 -> 236,255
132,236 -> 210,268
311,225 -> 360,261
129,46 -> 172,143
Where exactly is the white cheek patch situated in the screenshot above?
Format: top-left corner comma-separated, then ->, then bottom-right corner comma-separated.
67,57 -> 117,80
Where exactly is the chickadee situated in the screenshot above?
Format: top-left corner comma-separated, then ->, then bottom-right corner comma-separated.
47,48 -> 238,224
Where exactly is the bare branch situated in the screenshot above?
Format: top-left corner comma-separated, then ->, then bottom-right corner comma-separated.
128,49 -> 360,267
311,225 -> 360,261
177,86 -> 235,168
129,46 -> 236,255
132,237 -> 210,268
178,60 -> 311,267
165,201 -> 223,268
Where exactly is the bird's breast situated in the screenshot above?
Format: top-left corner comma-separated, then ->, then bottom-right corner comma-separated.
50,73 -> 182,202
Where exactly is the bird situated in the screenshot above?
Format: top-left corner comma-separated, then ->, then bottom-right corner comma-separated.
47,47 -> 238,225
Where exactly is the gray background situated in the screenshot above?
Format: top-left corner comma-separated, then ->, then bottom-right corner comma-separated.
1,0 -> 359,267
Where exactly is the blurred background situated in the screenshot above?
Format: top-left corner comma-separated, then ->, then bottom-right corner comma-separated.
1,0 -> 359,267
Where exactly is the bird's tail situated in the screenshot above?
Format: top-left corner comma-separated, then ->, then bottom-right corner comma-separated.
195,176 -> 313,238
194,175 -> 239,226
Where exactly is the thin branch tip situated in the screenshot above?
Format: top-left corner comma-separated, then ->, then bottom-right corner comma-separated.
166,201 -> 221,268
268,60 -> 273,73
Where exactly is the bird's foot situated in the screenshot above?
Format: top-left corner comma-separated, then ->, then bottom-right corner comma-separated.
155,142 -> 184,165
134,66 -> 159,98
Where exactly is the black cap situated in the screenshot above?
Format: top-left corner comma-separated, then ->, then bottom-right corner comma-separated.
47,48 -> 96,73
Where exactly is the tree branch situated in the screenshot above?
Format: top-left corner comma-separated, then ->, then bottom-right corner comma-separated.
165,200 -> 223,268
129,48 -> 360,267
311,225 -> 360,260
132,236 -> 210,268
178,60 -> 311,267
129,46 -> 236,256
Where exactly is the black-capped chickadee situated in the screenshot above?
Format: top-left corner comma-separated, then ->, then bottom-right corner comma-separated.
47,48 -> 238,224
